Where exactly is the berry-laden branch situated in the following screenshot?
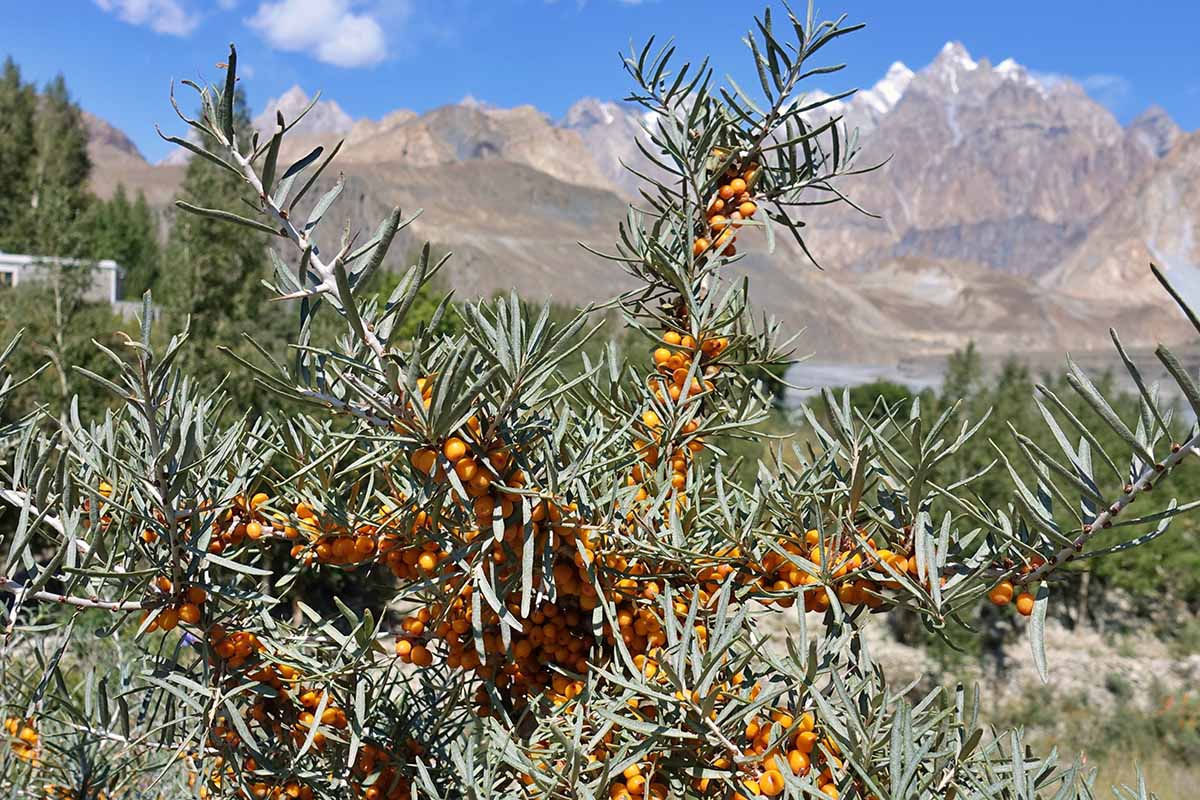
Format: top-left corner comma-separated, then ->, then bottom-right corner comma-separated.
1014,431 -> 1200,587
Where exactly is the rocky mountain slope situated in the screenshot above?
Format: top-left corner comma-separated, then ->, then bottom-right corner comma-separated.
85,42 -> 1197,361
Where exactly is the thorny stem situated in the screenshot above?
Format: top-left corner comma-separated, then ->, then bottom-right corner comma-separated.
137,350 -> 182,593
1013,431 -> 1200,586
0,580 -> 146,612
226,146 -> 390,370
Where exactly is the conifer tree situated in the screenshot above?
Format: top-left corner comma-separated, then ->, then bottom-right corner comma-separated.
27,74 -> 92,258
86,184 -> 161,298
0,56 -> 36,252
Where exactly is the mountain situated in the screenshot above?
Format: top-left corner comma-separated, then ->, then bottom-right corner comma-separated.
561,98 -> 657,197
1043,130 -> 1200,310
80,42 -> 1197,362
810,60 -> 915,135
802,41 -> 1153,280
84,112 -> 145,170
1128,105 -> 1183,159
253,85 -> 356,136
267,98 -> 615,193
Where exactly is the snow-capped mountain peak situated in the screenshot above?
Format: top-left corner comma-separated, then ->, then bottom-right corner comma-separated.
562,98 -> 624,129
936,41 -> 979,72
928,41 -> 980,94
857,61 -> 914,116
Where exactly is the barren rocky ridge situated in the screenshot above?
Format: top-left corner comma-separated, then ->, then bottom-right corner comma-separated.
85,42 -> 1200,361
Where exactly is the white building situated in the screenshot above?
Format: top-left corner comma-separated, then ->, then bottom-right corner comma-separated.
0,253 -> 122,304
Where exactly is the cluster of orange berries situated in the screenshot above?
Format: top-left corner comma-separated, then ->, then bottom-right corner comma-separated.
288,502 -> 370,566
80,480 -> 115,534
632,329 -> 729,501
986,556 -> 1048,616
207,626 -> 266,669
727,708 -> 855,799
240,778 -> 314,800
600,679 -> 859,799
396,497 -> 598,712
351,741 -> 425,800
287,499 -> 452,578
603,673 -> 758,797
988,579 -> 1037,616
606,760 -> 670,800
42,785 -> 106,800
734,531 -> 898,614
4,717 -> 38,763
140,579 -> 208,632
190,752 -> 315,800
196,642 -> 367,798
205,493 -> 277,554
693,161 -> 760,259
648,329 -> 726,407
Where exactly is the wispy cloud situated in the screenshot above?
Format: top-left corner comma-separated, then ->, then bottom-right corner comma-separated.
1078,73 -> 1133,108
1030,69 -> 1133,113
246,0 -> 398,68
93,0 -> 200,36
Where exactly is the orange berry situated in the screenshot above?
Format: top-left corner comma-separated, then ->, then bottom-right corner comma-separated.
411,448 -> 437,475
738,201 -> 757,218
455,457 -> 479,482
179,603 -> 202,624
410,645 -> 433,667
759,770 -> 784,796
443,438 -> 468,462
1015,592 -> 1036,616
988,580 -> 1014,607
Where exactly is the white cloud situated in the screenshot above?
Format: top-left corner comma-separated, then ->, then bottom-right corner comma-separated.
1029,70 -> 1133,112
247,0 -> 390,68
93,0 -> 200,36
1079,73 -> 1133,106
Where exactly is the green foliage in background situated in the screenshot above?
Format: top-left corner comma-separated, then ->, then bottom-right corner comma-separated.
85,185 -> 161,299
829,345 -> 1200,627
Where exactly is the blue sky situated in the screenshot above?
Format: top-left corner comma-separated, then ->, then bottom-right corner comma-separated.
5,1 -> 1198,162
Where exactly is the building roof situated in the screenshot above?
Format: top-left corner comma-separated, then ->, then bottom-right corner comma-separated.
0,253 -> 120,271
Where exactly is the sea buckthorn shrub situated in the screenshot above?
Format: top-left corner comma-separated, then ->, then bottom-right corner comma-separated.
2,6 -> 1198,800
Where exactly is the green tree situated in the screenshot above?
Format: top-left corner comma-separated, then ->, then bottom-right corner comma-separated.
0,56 -> 37,251
0,269 -> 128,422
85,185 -> 161,298
28,74 -> 93,259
